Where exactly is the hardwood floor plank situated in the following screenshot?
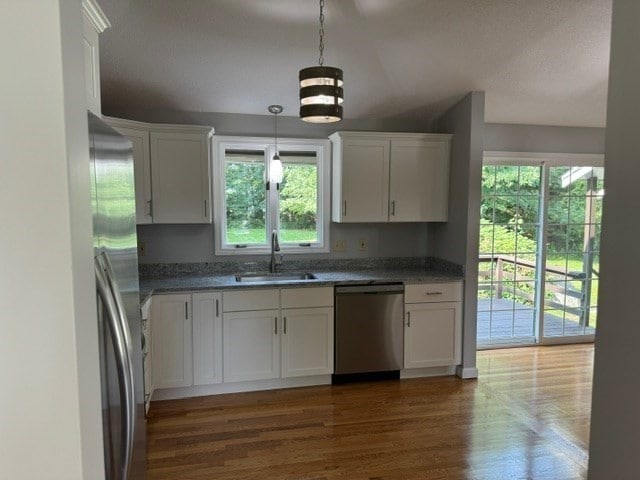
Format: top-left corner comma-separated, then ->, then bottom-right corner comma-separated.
147,344 -> 593,479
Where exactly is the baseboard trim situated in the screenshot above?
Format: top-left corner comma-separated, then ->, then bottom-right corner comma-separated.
152,375 -> 332,401
400,365 -> 457,379
456,366 -> 479,379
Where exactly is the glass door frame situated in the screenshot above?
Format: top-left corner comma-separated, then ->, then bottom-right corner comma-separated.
482,151 -> 604,347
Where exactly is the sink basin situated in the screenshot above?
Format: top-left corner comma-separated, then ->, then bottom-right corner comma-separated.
235,272 -> 317,283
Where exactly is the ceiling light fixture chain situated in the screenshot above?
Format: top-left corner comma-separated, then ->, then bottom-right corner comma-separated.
318,0 -> 325,66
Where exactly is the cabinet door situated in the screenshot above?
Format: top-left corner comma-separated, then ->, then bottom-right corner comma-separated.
192,292 -> 222,386
223,310 -> 280,382
282,307 -> 334,378
150,131 -> 211,224
389,140 -> 449,222
112,126 -> 152,224
404,302 -> 461,369
339,139 -> 390,222
152,294 -> 193,388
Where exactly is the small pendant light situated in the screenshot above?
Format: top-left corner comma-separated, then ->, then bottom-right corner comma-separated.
299,0 -> 343,123
268,105 -> 284,184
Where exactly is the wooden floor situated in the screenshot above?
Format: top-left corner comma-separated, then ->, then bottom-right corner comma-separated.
478,298 -> 596,345
147,345 -> 594,480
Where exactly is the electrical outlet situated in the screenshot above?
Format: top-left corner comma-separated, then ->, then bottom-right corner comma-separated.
138,241 -> 146,256
358,238 -> 368,251
333,240 -> 346,252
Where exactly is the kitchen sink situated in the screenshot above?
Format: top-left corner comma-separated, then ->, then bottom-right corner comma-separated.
235,272 -> 317,283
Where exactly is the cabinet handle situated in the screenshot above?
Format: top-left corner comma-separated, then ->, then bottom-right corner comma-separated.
204,199 -> 208,217
215,299 -> 219,317
284,317 -> 287,334
425,292 -> 443,296
147,200 -> 153,217
274,317 -> 278,335
391,200 -> 396,216
407,311 -> 411,328
184,302 -> 188,320
343,200 -> 347,216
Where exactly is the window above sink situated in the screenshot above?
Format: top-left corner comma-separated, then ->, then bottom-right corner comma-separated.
213,136 -> 330,255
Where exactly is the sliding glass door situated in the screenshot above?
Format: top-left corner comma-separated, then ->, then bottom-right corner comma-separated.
477,156 -> 604,347
542,166 -> 603,339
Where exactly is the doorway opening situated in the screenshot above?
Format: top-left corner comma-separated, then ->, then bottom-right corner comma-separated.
477,153 -> 604,348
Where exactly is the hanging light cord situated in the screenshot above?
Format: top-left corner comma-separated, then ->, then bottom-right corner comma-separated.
274,111 -> 278,157
318,0 -> 325,66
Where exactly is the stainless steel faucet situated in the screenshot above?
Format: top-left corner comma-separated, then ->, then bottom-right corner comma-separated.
270,230 -> 282,273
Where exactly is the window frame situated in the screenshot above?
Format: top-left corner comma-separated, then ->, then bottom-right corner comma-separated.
213,135 -> 331,255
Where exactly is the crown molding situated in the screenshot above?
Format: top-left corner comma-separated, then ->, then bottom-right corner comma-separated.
82,0 -> 111,33
103,116 -> 215,137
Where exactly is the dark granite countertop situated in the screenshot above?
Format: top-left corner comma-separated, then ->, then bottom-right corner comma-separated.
139,267 -> 463,305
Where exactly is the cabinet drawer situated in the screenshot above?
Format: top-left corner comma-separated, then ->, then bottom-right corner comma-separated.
281,287 -> 333,309
405,282 -> 462,303
223,289 -> 279,312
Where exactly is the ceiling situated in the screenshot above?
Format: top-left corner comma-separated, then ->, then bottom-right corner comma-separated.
98,0 -> 612,127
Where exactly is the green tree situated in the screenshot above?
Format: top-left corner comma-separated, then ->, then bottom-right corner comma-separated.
279,164 -> 317,229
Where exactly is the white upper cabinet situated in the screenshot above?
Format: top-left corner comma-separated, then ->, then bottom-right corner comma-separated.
105,117 -> 214,224
389,139 -> 450,222
330,132 -> 451,223
82,0 -> 110,116
112,125 -> 152,224
333,139 -> 390,222
150,131 -> 212,224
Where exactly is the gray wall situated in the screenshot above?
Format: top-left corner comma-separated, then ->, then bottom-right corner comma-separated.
485,123 -> 605,154
103,107 -> 431,139
115,108 -> 432,264
588,0 -> 640,477
137,222 -> 428,263
430,91 -> 485,379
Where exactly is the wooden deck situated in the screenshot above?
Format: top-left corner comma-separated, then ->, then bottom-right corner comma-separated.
147,344 -> 594,480
478,298 -> 596,345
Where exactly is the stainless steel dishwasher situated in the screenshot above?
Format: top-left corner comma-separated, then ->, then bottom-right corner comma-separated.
334,284 -> 404,378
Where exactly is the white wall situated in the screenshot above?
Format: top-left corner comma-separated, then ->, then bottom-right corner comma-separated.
430,91 -> 485,379
588,0 -> 640,477
0,1 -> 104,479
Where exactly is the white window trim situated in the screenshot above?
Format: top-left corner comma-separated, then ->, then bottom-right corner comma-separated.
213,135 -> 331,255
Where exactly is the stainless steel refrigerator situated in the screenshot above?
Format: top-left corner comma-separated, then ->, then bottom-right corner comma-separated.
89,112 -> 146,480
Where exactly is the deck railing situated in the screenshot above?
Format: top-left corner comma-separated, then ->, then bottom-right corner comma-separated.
478,255 -> 592,326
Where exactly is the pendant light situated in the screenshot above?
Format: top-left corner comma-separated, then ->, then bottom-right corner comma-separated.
299,0 -> 343,123
268,105 -> 284,184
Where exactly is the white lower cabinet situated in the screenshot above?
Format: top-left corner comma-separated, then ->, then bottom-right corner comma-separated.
221,287 -> 334,384
151,288 -> 334,397
222,310 -> 280,382
152,294 -> 193,389
282,307 -> 334,378
403,283 -> 462,369
192,292 -> 222,385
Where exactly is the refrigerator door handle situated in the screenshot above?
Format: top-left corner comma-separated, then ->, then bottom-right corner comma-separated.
100,252 -> 134,354
96,255 -> 135,480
